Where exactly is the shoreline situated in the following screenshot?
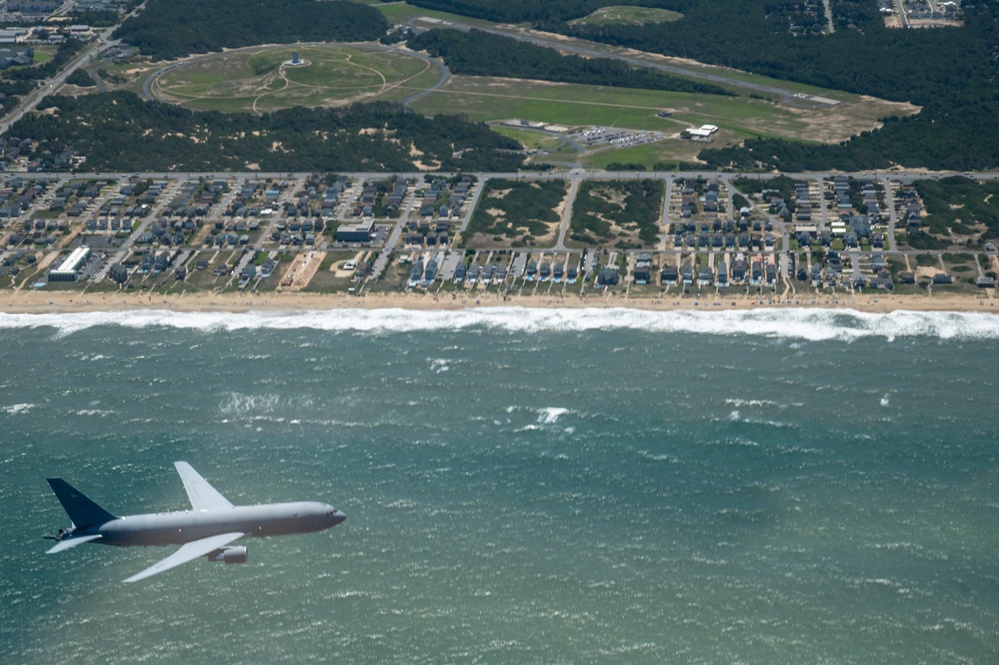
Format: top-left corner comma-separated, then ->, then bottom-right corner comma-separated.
0,289 -> 996,315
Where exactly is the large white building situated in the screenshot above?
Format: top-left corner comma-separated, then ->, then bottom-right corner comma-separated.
48,246 -> 90,282
688,124 -> 719,141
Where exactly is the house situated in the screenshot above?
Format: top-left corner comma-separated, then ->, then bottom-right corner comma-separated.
424,259 -> 438,284
660,265 -> 678,285
597,267 -> 620,286
107,263 -> 128,284
716,261 -> 728,286
409,260 -> 424,284
731,259 -> 747,283
632,261 -> 651,284
873,271 -> 894,290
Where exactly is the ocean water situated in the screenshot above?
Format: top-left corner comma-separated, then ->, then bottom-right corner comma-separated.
1,307 -> 998,664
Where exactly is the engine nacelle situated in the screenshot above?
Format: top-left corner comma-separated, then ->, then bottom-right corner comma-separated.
207,546 -> 248,564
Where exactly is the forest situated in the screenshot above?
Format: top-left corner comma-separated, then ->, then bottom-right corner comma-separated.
115,0 -> 389,60
9,92 -> 525,172
464,178 -> 566,245
569,180 -> 663,247
406,28 -> 732,96
915,176 -> 999,242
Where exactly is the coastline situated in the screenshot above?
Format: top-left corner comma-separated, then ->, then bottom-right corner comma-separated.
0,289 -> 996,315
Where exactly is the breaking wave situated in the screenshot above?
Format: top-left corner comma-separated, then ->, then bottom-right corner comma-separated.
0,307 -> 998,341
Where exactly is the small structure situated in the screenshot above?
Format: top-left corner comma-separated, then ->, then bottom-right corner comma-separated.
285,50 -> 308,67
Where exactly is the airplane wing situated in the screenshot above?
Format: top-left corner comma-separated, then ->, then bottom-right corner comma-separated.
122,532 -> 245,583
174,461 -> 234,511
46,534 -> 102,554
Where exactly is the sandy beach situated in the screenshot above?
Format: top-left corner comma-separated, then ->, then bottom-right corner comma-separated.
0,288 -> 996,315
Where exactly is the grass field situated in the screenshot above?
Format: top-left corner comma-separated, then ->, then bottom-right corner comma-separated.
153,44 -> 442,113
569,6 -> 683,27
411,75 -> 913,165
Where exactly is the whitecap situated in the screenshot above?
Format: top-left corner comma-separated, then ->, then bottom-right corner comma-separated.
1,307 -> 998,341
537,407 -> 569,424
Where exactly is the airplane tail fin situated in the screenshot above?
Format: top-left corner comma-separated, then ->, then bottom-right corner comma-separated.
46,478 -> 118,528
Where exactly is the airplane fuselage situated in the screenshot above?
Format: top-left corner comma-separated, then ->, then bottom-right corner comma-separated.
83,501 -> 345,547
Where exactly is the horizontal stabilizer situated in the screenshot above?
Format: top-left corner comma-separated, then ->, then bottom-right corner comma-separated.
46,534 -> 102,554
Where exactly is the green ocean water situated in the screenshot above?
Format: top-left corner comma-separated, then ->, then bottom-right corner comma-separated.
1,308 -> 997,664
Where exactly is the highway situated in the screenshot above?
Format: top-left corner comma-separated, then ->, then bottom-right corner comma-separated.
0,0 -> 145,135
0,39 -> 103,134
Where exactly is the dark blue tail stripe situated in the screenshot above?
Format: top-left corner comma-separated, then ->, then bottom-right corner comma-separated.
47,478 -> 118,527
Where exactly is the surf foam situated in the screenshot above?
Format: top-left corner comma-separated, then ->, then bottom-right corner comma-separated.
1,307 -> 998,341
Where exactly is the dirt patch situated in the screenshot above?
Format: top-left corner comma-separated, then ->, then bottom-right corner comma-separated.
915,266 -> 939,279
280,251 -> 326,290
411,159 -> 440,171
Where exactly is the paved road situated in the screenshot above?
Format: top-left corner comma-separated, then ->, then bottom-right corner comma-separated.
0,1 -> 139,135
408,17 -> 839,106
394,47 -> 450,107
881,175 -> 899,252
822,0 -> 836,33
16,169 -> 999,186
554,177 -> 580,250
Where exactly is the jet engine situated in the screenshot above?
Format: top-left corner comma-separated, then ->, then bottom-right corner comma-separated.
207,546 -> 248,564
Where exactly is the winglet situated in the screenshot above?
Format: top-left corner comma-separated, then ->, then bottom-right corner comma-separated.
174,462 -> 234,511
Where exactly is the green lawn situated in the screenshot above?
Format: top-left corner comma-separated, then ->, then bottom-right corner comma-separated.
413,75 -> 888,154
154,44 -> 440,113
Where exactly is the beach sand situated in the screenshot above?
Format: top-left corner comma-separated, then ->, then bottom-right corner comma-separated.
0,288 -> 996,315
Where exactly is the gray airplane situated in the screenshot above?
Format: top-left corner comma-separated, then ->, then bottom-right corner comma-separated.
45,461 -> 346,583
